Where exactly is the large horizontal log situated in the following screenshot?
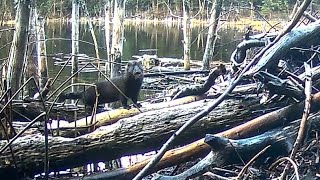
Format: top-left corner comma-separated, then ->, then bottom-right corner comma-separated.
0,95 -> 273,177
49,95 -> 206,137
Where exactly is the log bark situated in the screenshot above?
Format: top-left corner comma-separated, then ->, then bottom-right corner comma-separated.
0,96 -> 271,176
156,113 -> 320,180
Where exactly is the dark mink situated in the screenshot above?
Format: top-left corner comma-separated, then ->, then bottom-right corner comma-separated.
58,61 -> 144,109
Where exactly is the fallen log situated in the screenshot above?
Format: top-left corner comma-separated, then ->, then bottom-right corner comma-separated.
152,122 -> 299,180
94,92 -> 320,180
0,95 -> 271,177
171,64 -> 226,100
154,113 -> 320,180
49,95 -> 206,137
245,20 -> 320,76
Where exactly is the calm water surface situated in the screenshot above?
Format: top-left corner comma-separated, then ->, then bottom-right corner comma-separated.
0,22 -> 243,84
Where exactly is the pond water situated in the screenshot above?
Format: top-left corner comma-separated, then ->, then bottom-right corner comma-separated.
0,21 -> 243,84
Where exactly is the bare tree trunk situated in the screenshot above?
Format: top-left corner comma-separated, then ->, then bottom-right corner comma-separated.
71,0 -> 80,92
81,1 -> 101,70
60,0 -> 63,18
250,0 -> 254,19
52,0 -> 56,17
182,0 -> 191,70
105,0 -> 111,74
25,2 -> 39,96
6,0 -> 31,96
36,16 -> 48,88
202,0 -> 222,70
110,0 -> 126,77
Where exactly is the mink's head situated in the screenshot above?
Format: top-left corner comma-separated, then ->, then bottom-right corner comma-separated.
126,61 -> 144,80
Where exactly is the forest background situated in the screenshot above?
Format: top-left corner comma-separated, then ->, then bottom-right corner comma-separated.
0,0 -> 314,23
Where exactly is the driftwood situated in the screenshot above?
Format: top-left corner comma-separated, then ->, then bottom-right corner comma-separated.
171,65 -> 226,100
92,92 -> 320,180
133,9 -> 314,177
0,95 -> 275,177
254,71 -> 304,100
230,39 -> 266,67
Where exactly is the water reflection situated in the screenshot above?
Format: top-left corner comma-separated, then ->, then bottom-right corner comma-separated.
0,22 -> 243,83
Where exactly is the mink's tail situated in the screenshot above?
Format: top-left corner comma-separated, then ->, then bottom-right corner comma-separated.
57,92 -> 83,102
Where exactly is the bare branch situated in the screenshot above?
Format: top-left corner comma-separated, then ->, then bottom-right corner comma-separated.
163,1 -> 181,19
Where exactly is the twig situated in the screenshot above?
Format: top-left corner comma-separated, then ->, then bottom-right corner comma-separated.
0,112 -> 46,154
303,11 -> 317,22
281,63 -> 312,178
190,0 -> 204,18
163,1 -> 181,18
236,145 -> 271,180
269,157 -> 300,180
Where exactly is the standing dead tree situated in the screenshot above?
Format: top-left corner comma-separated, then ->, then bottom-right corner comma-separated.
104,0 -> 111,74
165,0 -> 203,70
110,0 -> 126,77
80,0 -> 101,70
71,0 -> 80,93
202,0 -> 222,70
36,16 -> 48,89
6,0 -> 31,96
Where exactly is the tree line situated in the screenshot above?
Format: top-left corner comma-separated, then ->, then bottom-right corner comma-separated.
1,0 -> 318,22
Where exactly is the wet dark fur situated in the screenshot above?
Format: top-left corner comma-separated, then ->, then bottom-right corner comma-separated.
60,61 -> 144,109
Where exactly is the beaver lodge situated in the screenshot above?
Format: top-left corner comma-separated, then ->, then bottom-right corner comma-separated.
2,1 -> 320,180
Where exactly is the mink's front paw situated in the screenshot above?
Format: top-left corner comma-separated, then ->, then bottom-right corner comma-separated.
123,105 -> 131,109
135,103 -> 142,108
